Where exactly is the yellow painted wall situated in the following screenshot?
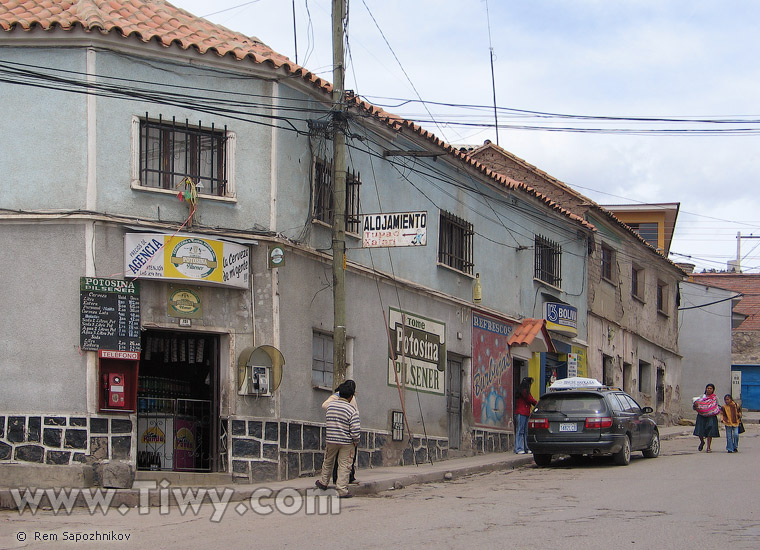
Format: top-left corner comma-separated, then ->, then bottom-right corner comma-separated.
612,211 -> 665,251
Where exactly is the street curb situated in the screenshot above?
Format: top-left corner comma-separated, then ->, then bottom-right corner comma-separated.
0,427 -> 698,511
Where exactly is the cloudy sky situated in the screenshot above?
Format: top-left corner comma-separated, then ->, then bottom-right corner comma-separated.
172,0 -> 760,273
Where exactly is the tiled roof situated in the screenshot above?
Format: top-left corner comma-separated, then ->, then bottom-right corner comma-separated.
508,318 -> 555,353
465,140 -> 682,266
0,0 -> 331,89
0,0 -> 592,230
690,273 -> 760,331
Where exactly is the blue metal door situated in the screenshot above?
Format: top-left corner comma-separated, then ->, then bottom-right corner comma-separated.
739,367 -> 760,411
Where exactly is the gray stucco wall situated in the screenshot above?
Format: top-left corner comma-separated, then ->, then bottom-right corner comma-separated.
678,282 -> 734,414
0,223 -> 88,412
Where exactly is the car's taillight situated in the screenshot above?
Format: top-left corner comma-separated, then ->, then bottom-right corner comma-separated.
585,417 -> 613,429
529,418 -> 549,429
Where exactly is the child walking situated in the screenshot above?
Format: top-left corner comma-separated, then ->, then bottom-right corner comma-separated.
721,394 -> 742,453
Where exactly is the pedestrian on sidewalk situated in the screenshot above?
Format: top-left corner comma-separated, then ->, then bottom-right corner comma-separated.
322,379 -> 359,484
316,381 -> 360,498
721,394 -> 742,453
514,377 -> 537,454
693,383 -> 721,453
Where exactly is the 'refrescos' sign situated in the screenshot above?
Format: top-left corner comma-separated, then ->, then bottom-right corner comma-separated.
472,312 -> 515,430
387,307 -> 445,395
362,211 -> 427,248
124,233 -> 249,289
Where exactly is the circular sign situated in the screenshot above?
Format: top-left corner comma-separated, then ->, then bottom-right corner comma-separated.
169,288 -> 201,317
269,246 -> 284,267
170,238 -> 218,279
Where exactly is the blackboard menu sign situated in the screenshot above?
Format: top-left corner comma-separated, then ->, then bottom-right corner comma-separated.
80,278 -> 141,352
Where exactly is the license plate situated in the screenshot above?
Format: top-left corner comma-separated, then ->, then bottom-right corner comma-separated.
559,423 -> 578,432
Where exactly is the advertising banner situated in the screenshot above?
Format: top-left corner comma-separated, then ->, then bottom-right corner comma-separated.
544,302 -> 578,337
125,233 -> 249,289
472,312 -> 515,430
387,307 -> 445,395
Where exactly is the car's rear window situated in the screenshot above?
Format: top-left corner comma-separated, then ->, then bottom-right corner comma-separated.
535,394 -> 606,414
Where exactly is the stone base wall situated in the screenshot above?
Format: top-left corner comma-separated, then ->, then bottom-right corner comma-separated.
229,416 -> 451,482
1,413 -> 514,483
471,427 -> 513,454
0,414 -> 133,466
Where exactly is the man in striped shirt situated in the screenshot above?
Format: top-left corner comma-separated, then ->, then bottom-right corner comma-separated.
315,382 -> 360,498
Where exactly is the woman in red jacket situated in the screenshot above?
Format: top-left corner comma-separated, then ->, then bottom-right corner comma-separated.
514,377 -> 537,454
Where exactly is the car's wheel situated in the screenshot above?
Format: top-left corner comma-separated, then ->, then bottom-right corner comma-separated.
613,435 -> 631,465
533,453 -> 552,467
643,429 -> 660,458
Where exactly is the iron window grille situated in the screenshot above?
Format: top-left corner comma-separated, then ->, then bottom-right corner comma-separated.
313,157 -> 361,233
534,235 -> 562,287
312,330 -> 334,389
139,115 -> 228,196
438,210 -> 474,275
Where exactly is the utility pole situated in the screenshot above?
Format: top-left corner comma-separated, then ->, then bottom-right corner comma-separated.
331,0 -> 348,389
734,232 -> 760,273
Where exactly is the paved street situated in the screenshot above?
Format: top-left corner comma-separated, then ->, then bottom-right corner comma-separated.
1,422 -> 758,550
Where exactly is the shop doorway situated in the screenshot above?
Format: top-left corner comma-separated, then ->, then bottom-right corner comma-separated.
446,357 -> 462,450
137,330 -> 221,473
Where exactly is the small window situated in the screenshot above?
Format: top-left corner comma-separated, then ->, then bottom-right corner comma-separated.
534,235 -> 562,287
438,210 -> 474,274
628,222 -> 659,248
601,245 -> 614,281
313,157 -> 361,233
656,281 -> 668,314
136,115 -> 231,196
639,360 -> 652,394
632,265 -> 644,299
312,331 -> 334,389
623,362 -> 633,393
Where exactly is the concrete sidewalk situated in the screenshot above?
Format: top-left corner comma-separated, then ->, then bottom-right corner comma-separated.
1,421 -> 706,510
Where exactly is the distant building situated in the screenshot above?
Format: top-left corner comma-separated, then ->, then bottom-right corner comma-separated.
677,280 -> 738,413
467,140 -> 685,423
602,203 -> 680,257
689,272 -> 760,409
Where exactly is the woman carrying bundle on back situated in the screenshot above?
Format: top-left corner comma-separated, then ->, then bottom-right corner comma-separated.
693,383 -> 721,453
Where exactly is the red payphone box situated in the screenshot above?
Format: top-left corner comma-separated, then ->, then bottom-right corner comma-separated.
105,372 -> 126,408
98,350 -> 139,413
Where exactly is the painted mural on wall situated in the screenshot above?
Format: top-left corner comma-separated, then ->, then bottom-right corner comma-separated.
472,312 -> 515,430
387,307 -> 446,395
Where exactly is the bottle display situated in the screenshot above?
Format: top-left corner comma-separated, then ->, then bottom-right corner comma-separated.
136,332 -> 213,472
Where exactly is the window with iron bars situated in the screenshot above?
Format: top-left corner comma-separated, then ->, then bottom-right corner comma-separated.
313,157 -> 361,233
139,115 -> 229,196
534,235 -> 562,287
438,210 -> 474,275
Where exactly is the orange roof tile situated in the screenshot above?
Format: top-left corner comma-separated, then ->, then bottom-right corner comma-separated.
0,0 -> 331,88
508,318 -> 556,353
0,1 -> 593,231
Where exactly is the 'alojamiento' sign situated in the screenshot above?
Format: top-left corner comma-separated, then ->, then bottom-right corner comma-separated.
362,211 -> 427,248
387,307 -> 445,395
124,233 -> 249,289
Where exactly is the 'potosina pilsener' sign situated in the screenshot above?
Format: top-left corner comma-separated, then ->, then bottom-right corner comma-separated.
387,307 -> 445,395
